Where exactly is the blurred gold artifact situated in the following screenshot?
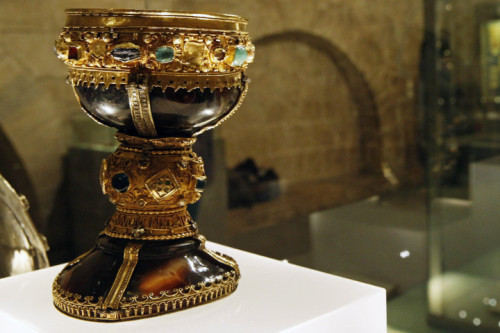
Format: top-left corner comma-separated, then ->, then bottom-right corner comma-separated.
52,9 -> 253,321
0,174 -> 49,278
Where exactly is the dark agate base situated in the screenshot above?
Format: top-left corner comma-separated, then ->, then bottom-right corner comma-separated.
75,84 -> 241,137
56,235 -> 235,302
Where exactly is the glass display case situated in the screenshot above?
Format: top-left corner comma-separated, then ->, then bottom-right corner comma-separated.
426,0 -> 500,331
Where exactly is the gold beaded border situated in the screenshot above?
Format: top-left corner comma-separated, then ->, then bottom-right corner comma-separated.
68,67 -> 244,92
53,265 -> 239,321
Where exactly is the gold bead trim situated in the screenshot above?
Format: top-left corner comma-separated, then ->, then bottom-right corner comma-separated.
115,133 -> 196,150
118,146 -> 193,155
115,207 -> 185,215
68,68 -> 244,92
149,72 -> 243,92
104,230 -> 197,241
53,269 -> 239,321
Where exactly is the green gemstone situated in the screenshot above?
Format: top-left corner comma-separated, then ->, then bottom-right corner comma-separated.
232,45 -> 248,66
155,46 -> 175,63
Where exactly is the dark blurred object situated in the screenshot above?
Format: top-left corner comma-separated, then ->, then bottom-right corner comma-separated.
45,113 -> 118,264
228,158 -> 281,209
0,124 -> 41,228
46,148 -> 116,264
188,132 -> 214,221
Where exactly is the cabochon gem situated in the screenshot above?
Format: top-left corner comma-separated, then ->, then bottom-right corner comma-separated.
213,48 -> 226,61
68,46 -> 79,60
111,173 -> 130,193
231,45 -> 248,66
111,42 -> 141,62
155,46 -> 175,63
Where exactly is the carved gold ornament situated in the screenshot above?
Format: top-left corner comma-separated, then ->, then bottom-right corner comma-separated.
55,9 -> 254,91
100,134 -> 206,240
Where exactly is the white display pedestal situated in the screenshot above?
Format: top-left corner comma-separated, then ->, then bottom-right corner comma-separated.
0,243 -> 386,333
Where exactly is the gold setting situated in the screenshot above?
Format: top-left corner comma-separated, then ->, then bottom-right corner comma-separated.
100,135 -> 206,240
56,9 -> 254,81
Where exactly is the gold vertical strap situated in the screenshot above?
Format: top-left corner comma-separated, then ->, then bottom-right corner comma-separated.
102,242 -> 142,311
197,235 -> 240,276
126,80 -> 157,137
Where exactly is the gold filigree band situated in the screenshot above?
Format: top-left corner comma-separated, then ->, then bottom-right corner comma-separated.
68,67 -> 244,92
115,133 -> 196,149
53,269 -> 239,321
105,209 -> 198,240
56,9 -> 254,77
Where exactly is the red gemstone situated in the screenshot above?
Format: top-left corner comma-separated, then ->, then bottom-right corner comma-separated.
68,46 -> 78,60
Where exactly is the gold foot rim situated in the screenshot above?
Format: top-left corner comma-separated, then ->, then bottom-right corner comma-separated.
53,260 -> 239,322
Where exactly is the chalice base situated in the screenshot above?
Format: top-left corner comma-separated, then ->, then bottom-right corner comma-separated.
53,234 -> 239,321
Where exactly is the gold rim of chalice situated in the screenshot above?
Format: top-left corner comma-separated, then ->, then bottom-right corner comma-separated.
64,8 -> 248,31
56,8 -> 254,76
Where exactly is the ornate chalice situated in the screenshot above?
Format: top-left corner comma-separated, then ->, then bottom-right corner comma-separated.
52,9 -> 253,321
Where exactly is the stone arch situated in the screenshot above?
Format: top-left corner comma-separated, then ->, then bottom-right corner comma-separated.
254,30 -> 382,174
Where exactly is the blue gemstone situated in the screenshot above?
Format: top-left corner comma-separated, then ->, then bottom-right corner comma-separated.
155,46 -> 175,63
232,46 -> 248,66
111,173 -> 130,193
196,178 -> 206,191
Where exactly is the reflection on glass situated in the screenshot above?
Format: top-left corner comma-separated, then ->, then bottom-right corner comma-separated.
481,20 -> 500,104
427,2 -> 500,331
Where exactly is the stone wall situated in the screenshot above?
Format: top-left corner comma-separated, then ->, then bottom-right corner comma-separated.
0,0 -> 148,231
0,0 -> 424,230
145,0 -> 425,185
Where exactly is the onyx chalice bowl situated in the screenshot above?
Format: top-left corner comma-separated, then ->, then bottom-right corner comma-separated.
52,9 -> 253,321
